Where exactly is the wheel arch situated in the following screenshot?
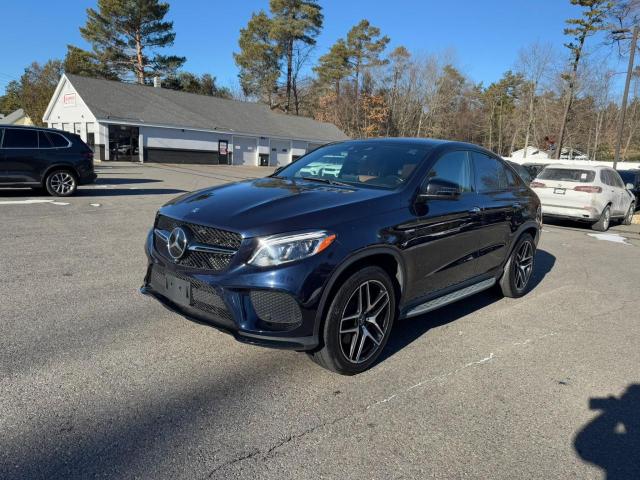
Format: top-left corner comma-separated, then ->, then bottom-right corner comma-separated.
312,246 -> 406,346
41,164 -> 79,186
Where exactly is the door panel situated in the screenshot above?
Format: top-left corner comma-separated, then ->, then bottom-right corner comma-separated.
1,128 -> 42,183
232,136 -> 258,166
401,150 -> 482,302
401,195 -> 483,302
471,152 -> 517,276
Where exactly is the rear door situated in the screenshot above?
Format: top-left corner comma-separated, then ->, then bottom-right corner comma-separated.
2,127 -> 41,184
609,169 -> 632,214
0,128 -> 7,182
601,170 -> 623,215
471,151 -> 517,277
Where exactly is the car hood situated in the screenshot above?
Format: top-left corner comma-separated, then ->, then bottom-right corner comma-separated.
159,177 -> 398,237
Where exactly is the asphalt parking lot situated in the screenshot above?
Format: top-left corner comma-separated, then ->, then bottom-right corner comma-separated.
1,162 -> 639,480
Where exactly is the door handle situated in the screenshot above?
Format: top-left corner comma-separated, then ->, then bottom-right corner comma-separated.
469,206 -> 482,214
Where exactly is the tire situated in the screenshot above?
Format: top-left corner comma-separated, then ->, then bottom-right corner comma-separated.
499,233 -> 536,299
308,266 -> 396,375
45,169 -> 77,197
622,202 -> 635,226
591,205 -> 611,232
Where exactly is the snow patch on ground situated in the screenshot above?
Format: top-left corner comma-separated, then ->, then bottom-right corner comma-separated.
587,233 -> 631,245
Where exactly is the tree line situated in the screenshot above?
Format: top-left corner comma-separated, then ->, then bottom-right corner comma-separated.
2,0 -> 640,161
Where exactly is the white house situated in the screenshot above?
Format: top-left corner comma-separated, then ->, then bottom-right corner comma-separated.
43,74 -> 348,165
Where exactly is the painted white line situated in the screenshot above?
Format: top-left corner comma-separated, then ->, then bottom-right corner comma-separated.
0,199 -> 68,206
587,233 -> 631,245
90,203 -> 101,207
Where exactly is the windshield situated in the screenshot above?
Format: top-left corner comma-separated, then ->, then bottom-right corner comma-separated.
275,142 -> 432,189
538,168 -> 595,183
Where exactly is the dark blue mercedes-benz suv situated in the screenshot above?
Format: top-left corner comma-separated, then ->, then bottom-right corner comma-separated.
142,139 -> 542,374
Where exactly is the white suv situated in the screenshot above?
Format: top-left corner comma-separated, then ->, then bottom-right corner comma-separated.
531,164 -> 636,231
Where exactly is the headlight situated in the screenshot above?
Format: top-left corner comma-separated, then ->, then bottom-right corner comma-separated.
248,231 -> 336,267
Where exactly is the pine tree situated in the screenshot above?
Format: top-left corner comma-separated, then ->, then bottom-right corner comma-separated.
63,45 -> 118,80
269,0 -> 323,113
555,0 -> 613,158
78,0 -> 185,84
346,20 -> 389,134
234,11 -> 281,107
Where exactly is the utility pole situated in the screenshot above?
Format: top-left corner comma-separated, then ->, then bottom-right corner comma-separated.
613,24 -> 639,170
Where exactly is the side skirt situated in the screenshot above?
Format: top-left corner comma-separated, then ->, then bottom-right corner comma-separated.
402,277 -> 496,319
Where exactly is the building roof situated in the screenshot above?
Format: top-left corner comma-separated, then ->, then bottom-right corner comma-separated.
0,108 -> 26,125
62,74 -> 348,143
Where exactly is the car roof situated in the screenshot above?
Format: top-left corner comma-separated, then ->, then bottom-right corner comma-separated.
0,125 -> 71,135
543,163 -> 602,170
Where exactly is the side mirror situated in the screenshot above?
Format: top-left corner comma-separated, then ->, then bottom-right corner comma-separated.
418,178 -> 462,201
626,183 -> 635,190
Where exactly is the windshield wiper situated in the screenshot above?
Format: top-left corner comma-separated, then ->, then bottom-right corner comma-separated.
299,176 -> 352,188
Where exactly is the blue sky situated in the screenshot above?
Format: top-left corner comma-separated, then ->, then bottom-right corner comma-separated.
0,0 -> 625,94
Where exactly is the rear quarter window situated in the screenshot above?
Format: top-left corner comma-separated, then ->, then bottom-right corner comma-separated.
538,168 -> 595,183
47,132 -> 70,148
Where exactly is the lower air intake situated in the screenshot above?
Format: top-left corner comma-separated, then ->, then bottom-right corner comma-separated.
250,290 -> 302,325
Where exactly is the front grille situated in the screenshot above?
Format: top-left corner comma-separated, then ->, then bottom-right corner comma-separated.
150,265 -> 234,325
154,214 -> 242,271
156,215 -> 242,249
250,290 -> 302,325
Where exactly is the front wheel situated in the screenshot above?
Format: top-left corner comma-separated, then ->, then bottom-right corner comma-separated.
45,169 -> 77,197
499,233 -> 536,298
308,266 -> 396,375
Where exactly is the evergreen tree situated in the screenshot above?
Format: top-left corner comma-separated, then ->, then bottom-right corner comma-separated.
269,0 -> 323,113
0,80 -> 22,115
78,0 -> 185,84
555,0 -> 613,158
234,11 -> 281,107
345,20 -> 389,134
63,45 -> 118,80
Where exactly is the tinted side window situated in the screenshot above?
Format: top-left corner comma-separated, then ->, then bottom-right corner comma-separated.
38,131 -> 53,148
48,132 -> 70,148
473,152 -> 510,193
609,170 -> 624,188
0,128 -> 4,147
426,150 -> 474,193
600,170 -> 612,186
2,128 -> 38,148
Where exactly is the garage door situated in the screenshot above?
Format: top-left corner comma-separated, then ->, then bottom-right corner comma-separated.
271,139 -> 291,166
232,136 -> 257,166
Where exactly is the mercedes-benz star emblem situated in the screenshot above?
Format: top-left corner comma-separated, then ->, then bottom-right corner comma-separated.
167,227 -> 188,261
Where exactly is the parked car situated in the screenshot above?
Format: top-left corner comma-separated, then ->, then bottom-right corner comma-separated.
142,139 -> 542,374
0,126 -> 96,196
531,164 -> 636,231
617,169 -> 640,209
522,162 -> 548,179
507,160 -> 533,185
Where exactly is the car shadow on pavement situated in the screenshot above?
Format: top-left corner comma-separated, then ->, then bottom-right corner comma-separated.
75,187 -> 186,197
379,249 -> 556,364
574,384 -> 640,479
94,178 -> 162,185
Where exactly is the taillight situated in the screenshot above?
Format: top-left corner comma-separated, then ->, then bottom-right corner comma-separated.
530,181 -> 546,188
573,185 -> 601,193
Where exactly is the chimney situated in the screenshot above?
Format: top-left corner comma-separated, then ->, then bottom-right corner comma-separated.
153,76 -> 162,88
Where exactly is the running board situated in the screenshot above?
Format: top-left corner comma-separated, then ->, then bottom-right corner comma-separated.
404,278 -> 496,318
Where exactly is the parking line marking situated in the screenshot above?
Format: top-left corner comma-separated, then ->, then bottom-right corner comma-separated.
0,199 -> 69,206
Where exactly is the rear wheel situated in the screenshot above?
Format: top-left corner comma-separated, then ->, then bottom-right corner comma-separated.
622,202 -> 635,226
308,266 -> 396,375
45,169 -> 77,197
499,233 -> 536,298
591,205 -> 611,232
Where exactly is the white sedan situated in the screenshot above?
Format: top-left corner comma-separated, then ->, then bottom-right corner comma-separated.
531,164 -> 636,231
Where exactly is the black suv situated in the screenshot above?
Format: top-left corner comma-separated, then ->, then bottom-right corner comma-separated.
142,139 -> 542,374
617,169 -> 640,208
0,126 -> 96,196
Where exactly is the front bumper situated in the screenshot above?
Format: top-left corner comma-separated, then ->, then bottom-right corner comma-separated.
141,230 -> 326,350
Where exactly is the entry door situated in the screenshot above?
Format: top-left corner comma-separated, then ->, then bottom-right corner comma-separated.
232,136 -> 258,166
271,139 -> 291,166
402,150 -> 481,301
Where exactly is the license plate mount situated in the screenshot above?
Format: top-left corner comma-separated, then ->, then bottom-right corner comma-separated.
165,273 -> 191,307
